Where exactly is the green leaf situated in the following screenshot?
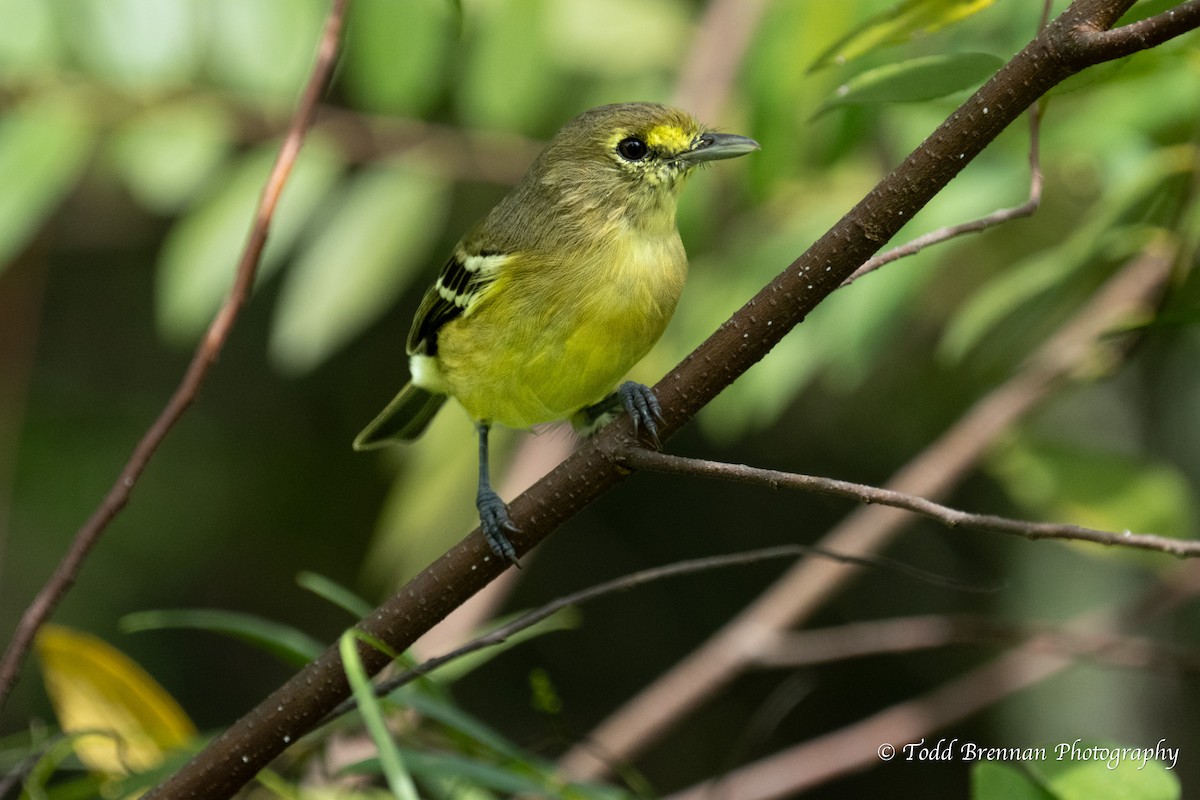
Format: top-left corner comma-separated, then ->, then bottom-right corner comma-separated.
18,734 -> 108,800
296,571 -> 375,619
348,747 -> 635,798
269,165 -> 451,375
1030,742 -> 1181,800
203,0 -> 325,101
810,0 -> 999,71
108,100 -> 235,213
458,0 -> 558,131
339,632 -> 420,800
815,53 -> 1005,116
430,606 -> 581,684
971,761 -> 1055,800
56,0 -> 202,90
121,609 -> 325,666
396,749 -> 548,795
0,97 -> 92,277
342,0 -> 453,114
941,147 -> 1194,361
155,135 -> 344,343
542,0 -> 689,76
0,0 -> 61,72
401,690 -> 523,761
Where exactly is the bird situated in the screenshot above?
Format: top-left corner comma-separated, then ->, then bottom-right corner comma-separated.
354,102 -> 759,564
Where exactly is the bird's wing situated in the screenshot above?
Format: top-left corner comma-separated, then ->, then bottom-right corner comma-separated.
406,248 -> 512,355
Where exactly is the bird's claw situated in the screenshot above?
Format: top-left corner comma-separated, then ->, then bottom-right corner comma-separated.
617,381 -> 663,449
476,488 -> 521,566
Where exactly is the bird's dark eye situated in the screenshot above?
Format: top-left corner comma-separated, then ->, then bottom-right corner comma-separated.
616,136 -> 650,161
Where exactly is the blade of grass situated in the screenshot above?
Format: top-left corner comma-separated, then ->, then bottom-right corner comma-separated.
296,571 -> 374,619
339,631 -> 418,800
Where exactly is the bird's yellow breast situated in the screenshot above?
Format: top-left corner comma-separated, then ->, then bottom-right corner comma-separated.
432,227 -> 687,429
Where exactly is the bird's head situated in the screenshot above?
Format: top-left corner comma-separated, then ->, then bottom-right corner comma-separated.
532,102 -> 759,230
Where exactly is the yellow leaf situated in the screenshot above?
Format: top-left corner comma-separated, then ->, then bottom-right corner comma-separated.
36,625 -> 197,776
810,0 -> 999,71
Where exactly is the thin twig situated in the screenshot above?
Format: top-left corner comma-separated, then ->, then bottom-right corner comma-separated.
561,234 -> 1178,780
842,0 -> 1055,288
325,544 -> 992,722
0,0 -> 350,712
843,103 -> 1045,287
619,447 -> 1200,557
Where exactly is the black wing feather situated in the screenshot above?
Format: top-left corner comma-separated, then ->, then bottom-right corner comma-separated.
406,249 -> 503,356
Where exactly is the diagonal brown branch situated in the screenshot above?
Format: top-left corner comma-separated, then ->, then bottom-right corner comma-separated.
147,1 -> 1200,796
0,0 -> 351,712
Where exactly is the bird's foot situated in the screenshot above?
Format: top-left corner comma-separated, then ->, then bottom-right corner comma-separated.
617,381 -> 663,449
476,488 -> 521,566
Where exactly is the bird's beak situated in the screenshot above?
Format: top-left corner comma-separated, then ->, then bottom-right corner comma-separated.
680,132 -> 761,164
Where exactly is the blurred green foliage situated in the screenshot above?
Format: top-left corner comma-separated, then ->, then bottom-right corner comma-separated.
1,0 -> 1199,797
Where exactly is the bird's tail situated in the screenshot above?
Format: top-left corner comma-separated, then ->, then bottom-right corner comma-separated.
353,383 -> 447,450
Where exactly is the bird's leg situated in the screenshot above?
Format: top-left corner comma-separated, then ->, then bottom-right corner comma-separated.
475,422 -> 520,565
578,381 -> 663,448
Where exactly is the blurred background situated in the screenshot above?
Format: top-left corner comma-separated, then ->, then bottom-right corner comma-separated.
1,0 -> 1199,797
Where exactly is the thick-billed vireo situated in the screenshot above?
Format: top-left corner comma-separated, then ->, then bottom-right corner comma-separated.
355,102 -> 759,564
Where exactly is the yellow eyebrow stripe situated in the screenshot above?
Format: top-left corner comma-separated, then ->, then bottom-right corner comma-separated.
644,124 -> 693,152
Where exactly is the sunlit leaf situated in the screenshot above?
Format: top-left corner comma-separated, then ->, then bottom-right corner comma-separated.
270,165 -> 451,375
1031,741 -> 1180,800
0,0 -> 61,71
938,235 -> 1115,363
35,625 -> 197,777
56,0 -> 201,89
342,0 -> 453,114
971,761 -> 1055,800
0,97 -> 92,277
108,100 -> 235,213
941,148 -> 1194,361
203,0 -> 325,101
121,608 -> 325,666
543,0 -> 688,76
155,134 -> 344,343
458,0 -> 558,131
810,0 -> 999,71
815,53 -> 1004,116
745,2 -> 858,180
